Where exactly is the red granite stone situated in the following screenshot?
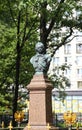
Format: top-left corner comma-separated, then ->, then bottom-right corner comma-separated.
24,74 -> 53,130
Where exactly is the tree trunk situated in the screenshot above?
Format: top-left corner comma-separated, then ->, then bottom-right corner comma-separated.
12,11 -> 21,127
12,44 -> 21,126
40,2 -> 48,52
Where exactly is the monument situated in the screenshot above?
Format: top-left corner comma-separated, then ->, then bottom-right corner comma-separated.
24,42 -> 53,130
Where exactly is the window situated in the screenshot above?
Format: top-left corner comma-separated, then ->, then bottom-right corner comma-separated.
77,68 -> 82,77
76,36 -> 82,42
64,44 -> 71,54
76,44 -> 82,54
55,49 -> 59,54
64,69 -> 71,76
77,81 -> 82,89
64,56 -> 71,64
76,56 -> 82,65
54,57 -> 59,65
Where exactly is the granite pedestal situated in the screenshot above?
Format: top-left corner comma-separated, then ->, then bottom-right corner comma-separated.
24,74 -> 53,130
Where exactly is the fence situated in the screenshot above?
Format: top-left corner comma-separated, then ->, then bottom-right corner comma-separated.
0,113 -> 82,130
53,113 -> 82,127
0,127 -> 24,130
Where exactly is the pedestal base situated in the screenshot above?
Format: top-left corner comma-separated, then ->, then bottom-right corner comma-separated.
24,74 -> 54,130
24,125 -> 59,130
24,125 -> 47,130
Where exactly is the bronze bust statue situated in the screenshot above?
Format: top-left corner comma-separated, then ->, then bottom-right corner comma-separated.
30,42 -> 51,75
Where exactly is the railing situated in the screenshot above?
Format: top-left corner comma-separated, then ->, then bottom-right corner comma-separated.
0,121 -> 24,130
0,123 -> 53,130
0,127 -> 24,130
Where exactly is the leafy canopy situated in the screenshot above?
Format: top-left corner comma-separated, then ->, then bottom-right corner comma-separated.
0,0 -> 82,113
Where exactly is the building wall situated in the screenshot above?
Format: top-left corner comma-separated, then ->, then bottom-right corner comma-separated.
51,31 -> 82,91
51,31 -> 82,113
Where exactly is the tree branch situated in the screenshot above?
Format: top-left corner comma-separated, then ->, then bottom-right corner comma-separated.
7,0 -> 17,27
51,27 -> 73,57
24,17 -> 37,42
20,12 -> 28,48
40,1 -> 48,44
46,0 -> 65,37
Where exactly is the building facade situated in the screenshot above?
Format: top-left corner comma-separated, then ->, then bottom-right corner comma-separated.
52,31 -> 82,115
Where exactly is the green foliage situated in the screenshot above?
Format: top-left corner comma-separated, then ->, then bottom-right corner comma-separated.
0,0 -> 82,115
48,64 -> 71,101
0,0 -> 37,114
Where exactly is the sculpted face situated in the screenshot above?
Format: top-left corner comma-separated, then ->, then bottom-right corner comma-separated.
35,42 -> 45,54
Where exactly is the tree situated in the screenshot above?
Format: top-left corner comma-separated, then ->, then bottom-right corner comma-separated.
39,0 -> 82,52
0,0 -> 37,125
0,0 -> 82,126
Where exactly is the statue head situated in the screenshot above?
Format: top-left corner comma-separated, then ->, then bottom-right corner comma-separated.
30,41 -> 51,75
35,42 -> 45,54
